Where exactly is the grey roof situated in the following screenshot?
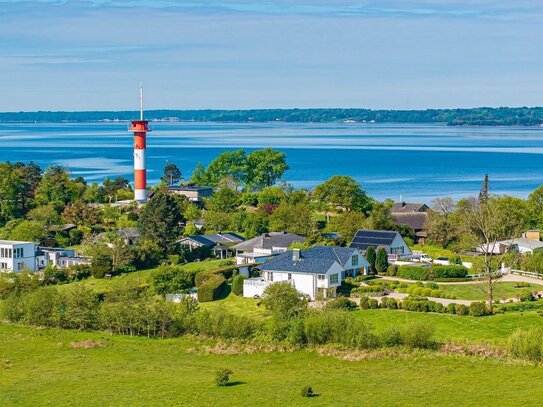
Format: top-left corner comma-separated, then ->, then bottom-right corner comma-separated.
303,246 -> 359,267
498,238 -> 543,250
232,232 -> 305,252
118,227 -> 141,239
169,186 -> 213,192
390,202 -> 430,213
392,213 -> 428,231
258,249 -> 338,274
349,229 -> 400,251
179,233 -> 245,247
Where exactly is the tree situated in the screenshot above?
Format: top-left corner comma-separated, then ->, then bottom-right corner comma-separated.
61,201 -> 102,227
27,205 -> 61,229
203,211 -> 233,233
478,174 -> 490,204
139,191 -> 185,254
63,285 -> 100,330
262,282 -> 308,321
465,198 -> 523,314
9,220 -> 47,242
151,265 -> 193,295
246,148 -> 288,190
365,246 -> 376,273
269,203 -> 316,236
184,203 -> 202,224
366,201 -> 395,230
189,162 -> 207,185
527,185 -> 543,229
161,163 -> 182,186
201,150 -> 248,188
34,165 -> 75,211
206,188 -> 240,213
326,211 -> 366,244
101,232 -> 134,271
258,186 -> 287,206
0,162 -> 26,225
375,248 -> 389,274
313,176 -> 372,214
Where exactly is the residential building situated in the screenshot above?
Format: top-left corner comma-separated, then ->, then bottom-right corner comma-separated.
390,202 -> 430,243
349,229 -> 412,258
243,246 -> 368,300
232,232 -> 306,267
476,237 -> 543,255
118,227 -> 141,246
168,186 -> 213,203
177,233 -> 245,259
35,247 -> 91,269
0,240 -> 36,272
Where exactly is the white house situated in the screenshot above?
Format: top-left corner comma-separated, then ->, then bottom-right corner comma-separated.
243,246 -> 369,300
0,240 -> 36,272
476,238 -> 543,255
35,247 -> 90,269
349,229 -> 412,258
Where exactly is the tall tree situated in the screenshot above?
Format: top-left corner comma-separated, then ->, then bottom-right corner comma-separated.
313,176 -> 372,214
375,248 -> 389,274
201,150 -> 248,188
206,188 -> 240,213
478,174 -> 490,204
365,246 -> 376,273
161,163 -> 182,186
34,165 -> 75,211
189,162 -> 207,185
246,148 -> 288,190
326,211 -> 367,244
268,203 -> 316,236
139,191 -> 185,253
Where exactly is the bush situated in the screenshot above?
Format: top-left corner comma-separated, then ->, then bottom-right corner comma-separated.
195,308 -> 257,339
397,266 -> 429,281
468,301 -> 488,317
455,304 -> 469,315
400,322 -> 435,349
519,289 -> 535,302
215,369 -> 233,386
429,265 -> 468,279
445,303 -> 456,314
381,326 -> 402,347
381,297 -> 399,310
301,386 -> 314,398
324,297 -> 358,311
231,274 -> 246,296
508,328 -> 543,363
359,296 -> 379,310
197,274 -> 226,302
386,265 -> 398,276
152,265 -> 194,295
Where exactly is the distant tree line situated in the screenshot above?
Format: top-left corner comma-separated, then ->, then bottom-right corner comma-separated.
1,107 -> 542,125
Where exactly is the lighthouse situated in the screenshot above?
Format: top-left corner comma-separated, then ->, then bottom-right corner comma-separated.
129,87 -> 150,202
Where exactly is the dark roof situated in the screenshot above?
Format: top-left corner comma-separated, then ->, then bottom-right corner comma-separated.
258,249 -> 338,274
392,213 -> 428,231
349,229 -> 401,251
232,232 -> 305,251
390,202 -> 430,213
303,246 -> 359,266
169,186 -> 213,192
118,227 -> 141,239
179,233 -> 245,247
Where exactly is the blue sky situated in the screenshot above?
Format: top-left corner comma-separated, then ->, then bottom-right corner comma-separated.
1,0 -> 542,111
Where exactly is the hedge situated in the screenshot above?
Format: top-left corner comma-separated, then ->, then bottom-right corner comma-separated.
197,274 -> 226,302
396,265 -> 468,281
231,274 -> 246,296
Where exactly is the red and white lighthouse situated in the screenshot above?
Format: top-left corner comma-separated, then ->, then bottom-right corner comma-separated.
129,87 -> 150,202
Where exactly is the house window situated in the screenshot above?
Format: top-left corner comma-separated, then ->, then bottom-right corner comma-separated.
267,272 -> 274,282
317,274 -> 325,280
391,246 -> 405,255
330,274 -> 339,284
15,248 -> 24,258
0,262 -> 7,269
17,262 -> 25,271
288,273 -> 292,280
352,255 -> 358,266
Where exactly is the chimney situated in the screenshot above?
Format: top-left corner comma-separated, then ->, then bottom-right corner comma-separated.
292,248 -> 301,262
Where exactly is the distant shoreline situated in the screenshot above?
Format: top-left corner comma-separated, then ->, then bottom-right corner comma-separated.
0,107 -> 542,126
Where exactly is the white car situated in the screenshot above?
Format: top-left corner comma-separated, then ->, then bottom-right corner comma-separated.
433,257 -> 450,266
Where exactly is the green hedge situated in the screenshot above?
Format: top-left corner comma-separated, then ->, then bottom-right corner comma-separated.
231,274 -> 246,296
197,274 -> 226,302
396,265 -> 468,281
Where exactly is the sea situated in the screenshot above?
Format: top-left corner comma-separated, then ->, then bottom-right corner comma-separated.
1,121 -> 543,203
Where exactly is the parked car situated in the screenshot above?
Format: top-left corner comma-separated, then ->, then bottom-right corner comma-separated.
433,257 -> 450,266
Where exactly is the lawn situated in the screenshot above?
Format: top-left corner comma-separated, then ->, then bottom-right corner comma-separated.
56,259 -> 231,294
353,308 -> 543,343
437,282 -> 543,301
2,323 -> 543,406
200,293 -> 268,319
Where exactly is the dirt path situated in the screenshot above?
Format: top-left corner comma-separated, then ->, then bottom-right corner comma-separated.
379,273 -> 543,286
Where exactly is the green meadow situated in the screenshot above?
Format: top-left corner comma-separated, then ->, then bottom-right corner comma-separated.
2,323 -> 543,407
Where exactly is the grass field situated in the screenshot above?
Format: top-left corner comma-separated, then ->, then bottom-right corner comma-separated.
2,323 -> 543,406
437,282 -> 543,301
56,259 -> 230,294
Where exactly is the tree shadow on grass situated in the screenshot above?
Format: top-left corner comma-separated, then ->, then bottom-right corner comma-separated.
225,381 -> 246,387
216,284 -> 232,300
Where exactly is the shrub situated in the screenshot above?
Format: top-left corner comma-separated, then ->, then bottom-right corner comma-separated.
387,265 -> 398,276
194,270 -> 215,287
519,289 -> 535,302
381,297 -> 399,310
400,322 -> 435,349
152,265 -> 194,295
468,301 -> 488,317
421,288 -> 433,297
195,308 -> 257,339
301,386 -> 314,398
324,297 -> 358,311
397,266 -> 429,281
429,265 -> 468,279
508,328 -> 543,363
231,274 -> 246,296
375,248 -> 389,274
455,304 -> 469,316
215,369 -> 233,386
358,297 -> 379,310
381,326 -> 402,347
445,303 -> 456,314
426,282 -> 439,290
197,274 -> 226,302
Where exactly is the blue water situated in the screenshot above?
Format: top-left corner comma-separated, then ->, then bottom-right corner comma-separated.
1,121 -> 543,203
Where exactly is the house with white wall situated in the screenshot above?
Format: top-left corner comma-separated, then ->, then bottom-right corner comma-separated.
0,240 -> 36,272
243,246 -> 369,300
349,229 -> 412,259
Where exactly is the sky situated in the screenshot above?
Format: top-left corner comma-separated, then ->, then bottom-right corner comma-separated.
1,0 -> 542,111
